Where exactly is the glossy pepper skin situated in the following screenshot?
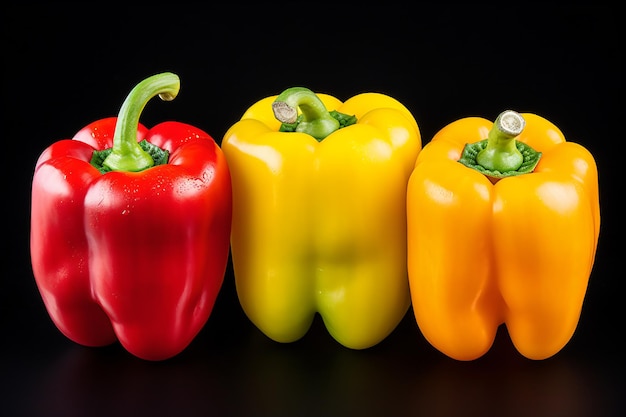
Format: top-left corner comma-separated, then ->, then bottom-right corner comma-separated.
222,87 -> 421,349
407,110 -> 600,360
30,73 -> 232,361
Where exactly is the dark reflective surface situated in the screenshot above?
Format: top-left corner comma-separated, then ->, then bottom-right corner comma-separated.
4,276 -> 622,417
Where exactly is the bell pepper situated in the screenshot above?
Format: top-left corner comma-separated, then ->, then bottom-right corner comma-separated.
406,110 -> 600,360
222,87 -> 421,349
30,72 -> 232,361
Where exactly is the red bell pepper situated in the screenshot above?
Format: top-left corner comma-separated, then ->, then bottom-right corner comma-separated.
30,72 -> 232,361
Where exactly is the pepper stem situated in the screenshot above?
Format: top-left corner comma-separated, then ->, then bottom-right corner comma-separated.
272,87 -> 340,141
102,72 -> 180,172
475,110 -> 526,172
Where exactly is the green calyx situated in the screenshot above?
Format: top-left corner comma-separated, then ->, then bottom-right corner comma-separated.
91,140 -> 168,174
272,87 -> 356,141
92,72 -> 179,173
458,110 -> 541,181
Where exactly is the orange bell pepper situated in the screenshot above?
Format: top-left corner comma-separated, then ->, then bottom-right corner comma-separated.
406,110 -> 600,360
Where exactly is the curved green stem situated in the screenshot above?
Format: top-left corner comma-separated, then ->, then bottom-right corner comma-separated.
475,110 -> 526,172
102,72 -> 180,172
272,87 -> 340,140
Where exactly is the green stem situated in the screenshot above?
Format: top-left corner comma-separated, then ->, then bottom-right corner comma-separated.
102,72 -> 180,172
272,87 -> 340,140
476,110 -> 526,172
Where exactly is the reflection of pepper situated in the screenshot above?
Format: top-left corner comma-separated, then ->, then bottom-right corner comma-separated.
407,110 -> 600,360
30,73 -> 232,360
222,87 -> 421,349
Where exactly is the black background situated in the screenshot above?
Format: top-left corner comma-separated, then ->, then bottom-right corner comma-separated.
3,4 -> 623,417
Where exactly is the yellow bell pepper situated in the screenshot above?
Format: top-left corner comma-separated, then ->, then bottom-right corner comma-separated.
222,87 -> 421,349
407,110 -> 600,360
